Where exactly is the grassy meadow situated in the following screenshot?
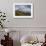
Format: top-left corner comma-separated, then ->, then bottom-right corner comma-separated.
15,10 -> 31,16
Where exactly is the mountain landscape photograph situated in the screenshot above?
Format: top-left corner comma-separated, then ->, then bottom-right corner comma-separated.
15,5 -> 31,16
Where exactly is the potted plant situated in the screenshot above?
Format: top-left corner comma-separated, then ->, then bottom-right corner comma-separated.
0,11 -> 6,28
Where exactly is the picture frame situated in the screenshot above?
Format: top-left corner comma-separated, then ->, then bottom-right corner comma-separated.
13,3 -> 33,18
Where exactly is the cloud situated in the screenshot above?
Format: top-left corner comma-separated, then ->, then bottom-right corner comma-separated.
15,5 -> 31,13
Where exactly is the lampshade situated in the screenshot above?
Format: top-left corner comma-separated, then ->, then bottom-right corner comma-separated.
5,29 -> 10,33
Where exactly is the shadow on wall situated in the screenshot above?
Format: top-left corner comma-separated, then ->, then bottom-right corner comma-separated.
13,40 -> 21,46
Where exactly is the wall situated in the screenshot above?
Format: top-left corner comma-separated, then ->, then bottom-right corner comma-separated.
0,0 -> 46,27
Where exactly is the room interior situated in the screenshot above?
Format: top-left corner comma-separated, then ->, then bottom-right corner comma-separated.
0,0 -> 46,46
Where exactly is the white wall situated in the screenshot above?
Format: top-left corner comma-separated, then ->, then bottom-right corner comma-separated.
0,0 -> 46,27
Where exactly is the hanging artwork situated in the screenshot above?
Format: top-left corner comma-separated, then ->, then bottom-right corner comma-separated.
13,3 -> 33,18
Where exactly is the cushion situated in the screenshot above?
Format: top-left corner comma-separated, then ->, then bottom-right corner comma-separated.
20,35 -> 37,43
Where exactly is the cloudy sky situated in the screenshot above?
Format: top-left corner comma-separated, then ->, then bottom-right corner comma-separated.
15,5 -> 31,13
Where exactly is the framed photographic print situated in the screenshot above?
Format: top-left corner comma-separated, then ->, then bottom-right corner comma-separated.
13,3 -> 33,18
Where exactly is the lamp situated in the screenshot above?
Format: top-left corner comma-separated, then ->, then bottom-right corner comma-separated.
5,29 -> 10,33
5,29 -> 10,37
